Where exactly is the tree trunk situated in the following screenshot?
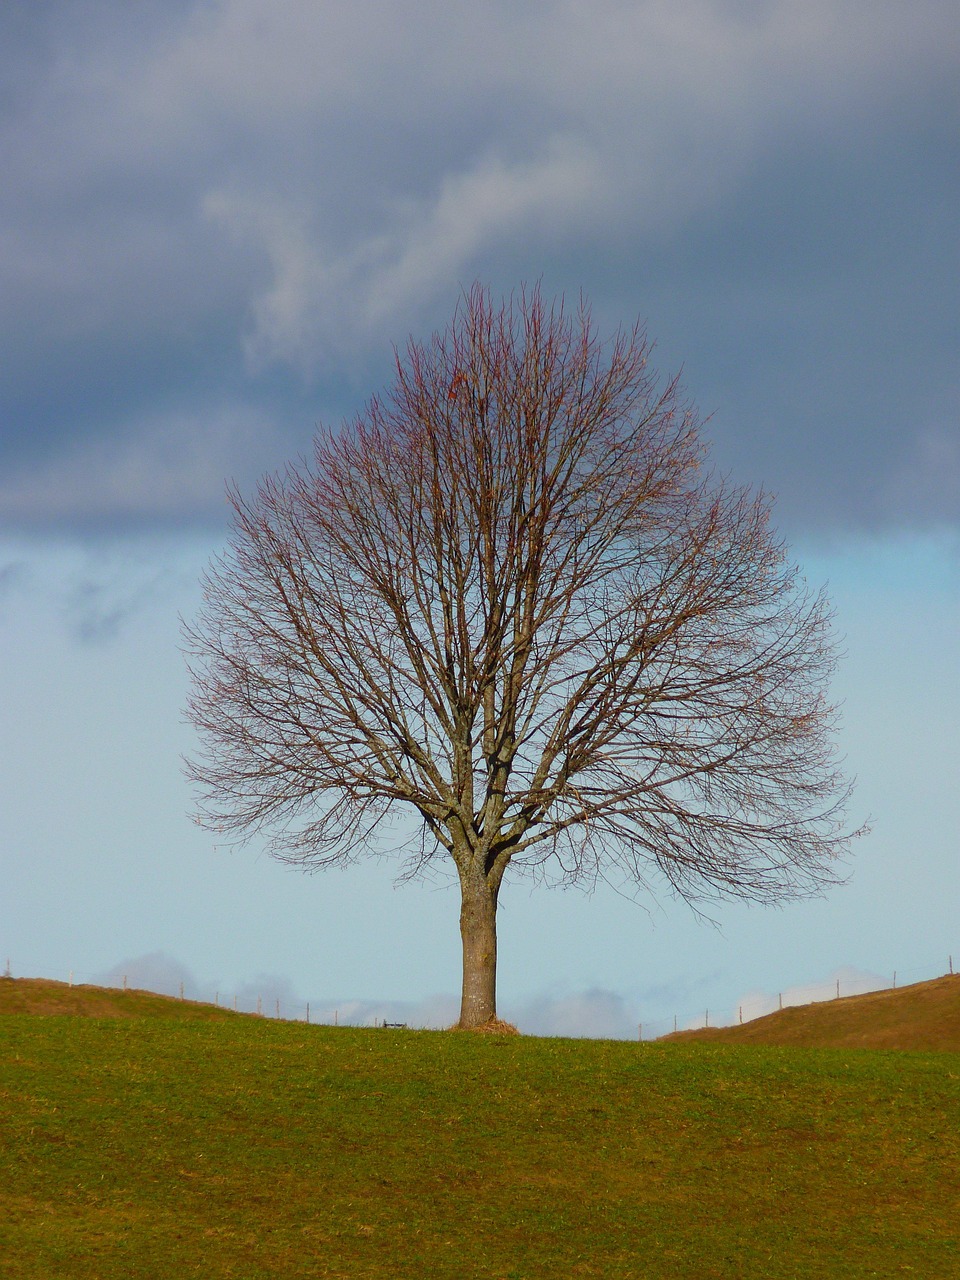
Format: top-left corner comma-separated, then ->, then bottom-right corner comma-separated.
457,870 -> 500,1028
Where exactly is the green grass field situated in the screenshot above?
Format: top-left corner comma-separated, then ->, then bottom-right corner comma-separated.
2,979 -> 959,1278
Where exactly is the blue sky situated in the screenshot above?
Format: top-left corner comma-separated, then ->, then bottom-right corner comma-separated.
1,1 -> 957,1036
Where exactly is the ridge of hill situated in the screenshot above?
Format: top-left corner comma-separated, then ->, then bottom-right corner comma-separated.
663,973 -> 960,1051
4,972 -> 960,1049
0,975 -> 237,1020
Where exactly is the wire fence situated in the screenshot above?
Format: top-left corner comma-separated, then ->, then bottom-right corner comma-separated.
3,953 -> 956,1039
637,955 -> 957,1041
0,957 -> 436,1029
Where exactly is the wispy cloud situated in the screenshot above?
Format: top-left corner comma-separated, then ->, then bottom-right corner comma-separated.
0,402 -> 287,532
62,570 -> 171,645
206,136 -> 606,375
0,536 -> 207,645
0,559 -> 27,599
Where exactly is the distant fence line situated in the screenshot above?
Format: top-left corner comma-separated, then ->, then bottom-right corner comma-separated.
0,958 -> 384,1027
2,954 -> 956,1039
638,954 -> 956,1041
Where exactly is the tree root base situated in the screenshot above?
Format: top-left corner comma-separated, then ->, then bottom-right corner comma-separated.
451,1017 -> 520,1035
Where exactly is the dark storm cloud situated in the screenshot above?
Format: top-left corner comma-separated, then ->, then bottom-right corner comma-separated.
0,0 -> 956,534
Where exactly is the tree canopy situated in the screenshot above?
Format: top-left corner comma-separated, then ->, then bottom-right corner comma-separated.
185,285 -> 860,1028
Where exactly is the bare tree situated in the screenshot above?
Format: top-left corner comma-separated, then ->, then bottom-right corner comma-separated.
185,285 -> 860,1029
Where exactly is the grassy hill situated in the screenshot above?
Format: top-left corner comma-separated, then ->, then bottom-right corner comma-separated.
665,973 -> 960,1051
2,976 -> 960,1278
0,975 -> 237,1020
6,970 -> 959,1048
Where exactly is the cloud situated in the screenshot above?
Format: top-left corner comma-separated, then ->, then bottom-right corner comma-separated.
94,954 -> 304,1015
206,136 -> 606,374
59,549 -> 199,644
885,419 -> 960,529
0,535 -> 210,648
190,1 -> 959,375
507,987 -> 641,1039
248,988 -> 643,1036
0,402 -> 288,532
233,972 -> 301,1017
303,993 -> 461,1030
363,139 -> 607,325
1,1 -> 956,533
0,559 -> 27,600
90,954 -> 462,1026
95,951 -> 202,1000
63,574 -> 160,646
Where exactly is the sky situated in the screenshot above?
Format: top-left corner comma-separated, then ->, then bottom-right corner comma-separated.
1,1 -> 957,1037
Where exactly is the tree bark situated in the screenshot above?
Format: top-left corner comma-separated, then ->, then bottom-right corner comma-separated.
457,869 -> 500,1028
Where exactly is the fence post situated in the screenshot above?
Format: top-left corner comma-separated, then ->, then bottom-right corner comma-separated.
950,955 -> 954,976
179,982 -> 184,1001
123,975 -> 127,992
893,971 -> 896,989
69,971 -> 73,987
739,1005 -> 743,1024
276,998 -> 280,1019
673,1014 -> 677,1034
778,993 -> 783,1011
306,1002 -> 310,1024
638,1023 -> 642,1042
335,1009 -> 338,1026
836,978 -> 840,1000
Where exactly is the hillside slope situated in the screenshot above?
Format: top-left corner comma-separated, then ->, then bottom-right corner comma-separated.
0,975 -> 237,1020
664,973 -> 960,1050
5,972 -> 960,1049
3,1012 -> 960,1277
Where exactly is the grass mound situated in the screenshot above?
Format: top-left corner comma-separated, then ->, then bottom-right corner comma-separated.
665,973 -> 960,1051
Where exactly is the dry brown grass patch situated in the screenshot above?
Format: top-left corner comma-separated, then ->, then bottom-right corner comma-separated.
665,973 -> 960,1051
452,1017 -> 520,1035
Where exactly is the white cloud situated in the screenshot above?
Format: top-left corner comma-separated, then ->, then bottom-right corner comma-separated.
206,136 -> 606,372
85,954 -> 647,1036
507,987 -> 640,1039
203,190 -> 364,375
367,139 -> 606,322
